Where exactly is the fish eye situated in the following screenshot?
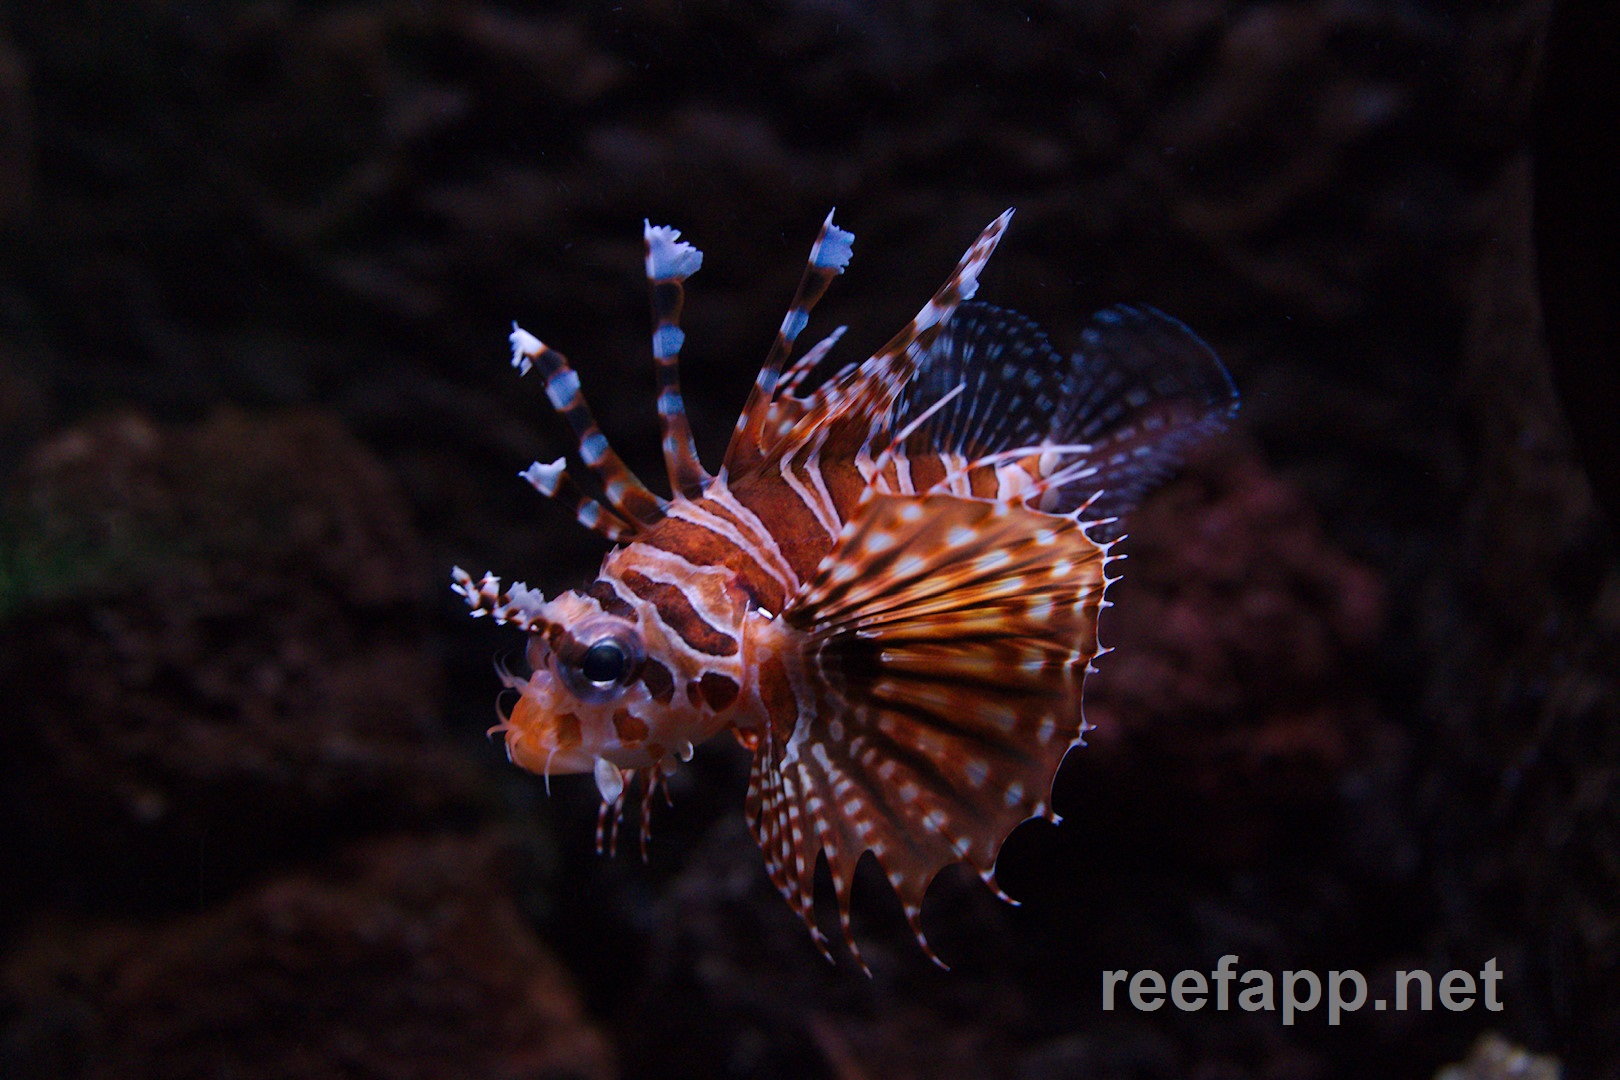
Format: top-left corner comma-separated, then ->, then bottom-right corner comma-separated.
554,616 -> 643,701
580,639 -> 629,684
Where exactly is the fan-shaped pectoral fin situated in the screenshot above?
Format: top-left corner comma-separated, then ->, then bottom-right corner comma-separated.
745,491 -> 1106,968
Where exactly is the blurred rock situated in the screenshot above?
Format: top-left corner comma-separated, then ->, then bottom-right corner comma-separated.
0,29 -> 30,229
1077,435 -> 1387,863
0,830 -> 614,1080
1436,152 -> 1618,1075
0,346 -> 51,471
1435,1033 -> 1561,1080
0,409 -> 484,915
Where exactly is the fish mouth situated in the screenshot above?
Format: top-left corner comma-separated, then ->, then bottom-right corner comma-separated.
496,699 -> 640,805
493,686 -> 601,778
503,735 -> 598,779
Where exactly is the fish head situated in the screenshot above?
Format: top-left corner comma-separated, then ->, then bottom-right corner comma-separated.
493,557 -> 748,797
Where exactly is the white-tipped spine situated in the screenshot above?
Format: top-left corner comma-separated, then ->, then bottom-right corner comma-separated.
811,209 -> 855,273
644,222 -> 704,280
520,458 -> 568,497
509,323 -> 543,375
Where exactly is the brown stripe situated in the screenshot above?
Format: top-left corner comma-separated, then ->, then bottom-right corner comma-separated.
728,465 -> 836,586
586,579 -> 637,620
699,672 -> 740,712
968,463 -> 1003,499
646,519 -> 789,614
621,569 -> 738,656
753,652 -> 800,742
651,281 -> 683,319
612,708 -> 649,744
641,658 -> 675,703
905,453 -> 948,493
814,416 -> 883,526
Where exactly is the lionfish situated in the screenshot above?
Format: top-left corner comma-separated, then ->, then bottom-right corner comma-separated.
453,210 -> 1237,970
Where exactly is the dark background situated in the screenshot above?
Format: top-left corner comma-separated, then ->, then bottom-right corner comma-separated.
1,2 -> 1614,1078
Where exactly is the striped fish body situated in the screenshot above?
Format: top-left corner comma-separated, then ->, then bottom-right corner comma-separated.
454,211 -> 1238,969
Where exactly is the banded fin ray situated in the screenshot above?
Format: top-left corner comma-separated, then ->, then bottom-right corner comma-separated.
890,301 -> 1072,460
737,211 -> 1016,478
509,327 -> 669,532
747,493 -> 1109,968
756,326 -> 849,444
643,221 -> 713,499
724,211 -> 856,477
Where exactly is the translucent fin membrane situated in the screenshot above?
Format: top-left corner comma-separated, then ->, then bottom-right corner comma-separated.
1043,304 -> 1239,530
888,300 -> 1239,535
891,302 -> 1070,460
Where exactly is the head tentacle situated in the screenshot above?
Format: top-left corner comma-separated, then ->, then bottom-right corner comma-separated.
450,567 -> 552,632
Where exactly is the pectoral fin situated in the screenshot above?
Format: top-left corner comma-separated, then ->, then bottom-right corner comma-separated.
747,492 -> 1111,969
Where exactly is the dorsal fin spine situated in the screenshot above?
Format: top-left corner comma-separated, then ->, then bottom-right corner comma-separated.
510,325 -> 667,530
726,210 -> 855,468
644,222 -> 713,499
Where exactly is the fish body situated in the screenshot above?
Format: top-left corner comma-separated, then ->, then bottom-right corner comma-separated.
454,211 -> 1237,968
